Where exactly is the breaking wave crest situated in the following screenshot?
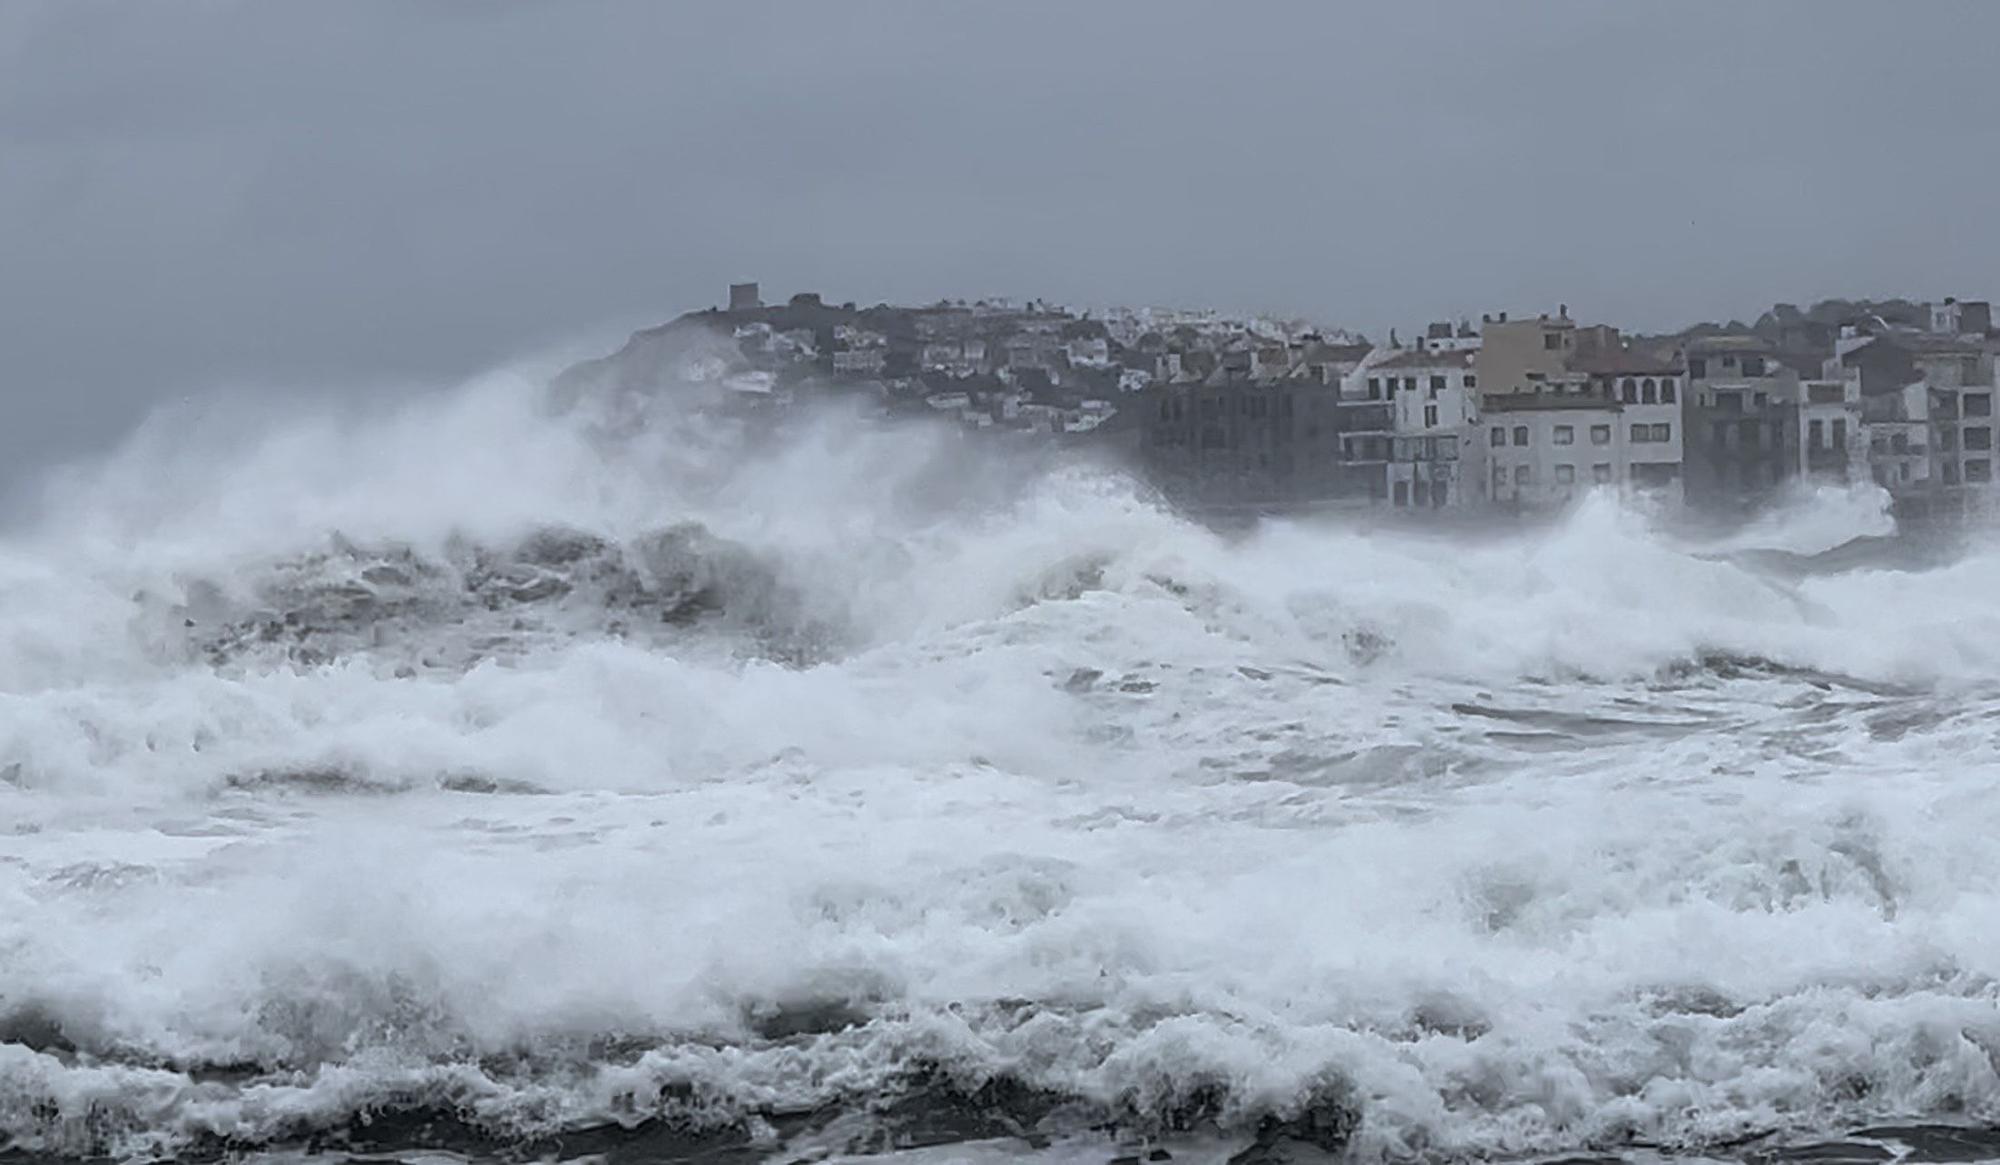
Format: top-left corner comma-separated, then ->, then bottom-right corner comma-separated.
6,345 -> 2000,1162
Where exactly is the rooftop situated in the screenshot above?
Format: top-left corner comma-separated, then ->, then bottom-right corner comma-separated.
1371,348 -> 1476,371
1568,346 -> 1684,377
1482,392 -> 1624,413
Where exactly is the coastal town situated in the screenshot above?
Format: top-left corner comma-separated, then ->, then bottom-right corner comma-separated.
588,282 -> 2000,523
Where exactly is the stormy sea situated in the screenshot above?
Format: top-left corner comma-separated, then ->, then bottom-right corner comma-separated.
6,354 -> 2000,1165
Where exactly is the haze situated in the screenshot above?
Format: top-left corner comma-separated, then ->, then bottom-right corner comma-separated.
5,0 -> 1999,477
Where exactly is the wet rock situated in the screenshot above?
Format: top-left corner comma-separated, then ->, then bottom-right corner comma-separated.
502,575 -> 570,604
1118,1077 -> 1230,1137
0,1003 -> 76,1055
743,998 -> 872,1042
224,767 -> 394,796
1410,994 -> 1491,1040
1342,627 -> 1391,665
1850,1127 -> 2000,1163
867,1060 -> 1093,1151
1228,1073 -> 1358,1165
1755,1142 -> 1897,1163
513,527 -> 613,568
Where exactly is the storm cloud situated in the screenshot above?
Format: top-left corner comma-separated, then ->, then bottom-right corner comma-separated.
4,0 -> 1998,477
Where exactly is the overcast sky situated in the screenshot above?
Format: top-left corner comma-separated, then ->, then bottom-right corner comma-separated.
5,1 -> 2000,477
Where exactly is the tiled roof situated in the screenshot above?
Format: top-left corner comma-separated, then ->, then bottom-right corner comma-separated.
1481,392 -> 1624,413
1370,348 -> 1475,371
1567,347 -> 1683,376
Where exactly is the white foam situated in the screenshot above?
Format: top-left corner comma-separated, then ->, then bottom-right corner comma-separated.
4,354 -> 2000,1160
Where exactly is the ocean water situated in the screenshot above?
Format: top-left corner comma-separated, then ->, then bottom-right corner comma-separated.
5,365 -> 2000,1165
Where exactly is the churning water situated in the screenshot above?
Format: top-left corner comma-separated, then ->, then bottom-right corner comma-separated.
6,361 -> 2000,1165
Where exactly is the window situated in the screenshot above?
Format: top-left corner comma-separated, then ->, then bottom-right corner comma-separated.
1593,463 -> 1613,484
1393,481 -> 1409,507
1556,464 -> 1575,484
1651,423 -> 1672,442
1967,427 -> 1993,451
1490,426 -> 1505,446
1900,462 -> 1911,483
1661,378 -> 1677,403
1892,432 -> 1909,454
1970,459 -> 1993,483
1515,465 -> 1531,484
1424,404 -> 1439,427
1944,461 -> 1961,485
1464,374 -> 1477,389
1687,358 -> 1707,378
1631,423 -> 1649,443
1832,419 -> 1847,449
1753,392 -> 1768,410
1809,419 -> 1824,449
1405,378 -> 1418,393
1968,393 -> 1993,418
1367,377 -> 1381,399
1642,378 -> 1657,404
1430,375 -> 1447,393
1940,428 -> 1957,453
1621,378 -> 1638,404
1513,426 -> 1528,446
1554,425 -> 1575,445
1591,424 -> 1611,445
1742,356 -> 1766,377
1544,333 -> 1562,351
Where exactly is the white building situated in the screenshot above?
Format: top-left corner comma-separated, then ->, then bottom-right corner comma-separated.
1570,347 -> 1686,503
1799,369 -> 1866,485
1365,348 -> 1483,509
1412,320 -> 1482,353
1482,396 -> 1629,508
831,347 -> 887,375
1066,335 -> 1111,366
921,338 -> 986,376
1930,298 -> 1992,338
833,324 -> 887,349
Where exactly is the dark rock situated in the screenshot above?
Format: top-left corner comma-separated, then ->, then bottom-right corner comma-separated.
743,998 -> 871,1041
870,1060 -> 1092,1150
1229,1072 -> 1357,1164
1850,1127 -> 2000,1163
0,1003 -> 75,1055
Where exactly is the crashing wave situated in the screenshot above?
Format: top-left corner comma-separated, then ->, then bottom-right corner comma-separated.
138,522 -> 839,672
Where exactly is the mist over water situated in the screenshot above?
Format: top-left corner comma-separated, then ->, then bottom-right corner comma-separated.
6,354 -> 2000,1164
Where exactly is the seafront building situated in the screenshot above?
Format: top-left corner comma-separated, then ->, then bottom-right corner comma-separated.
647,282 -> 2000,520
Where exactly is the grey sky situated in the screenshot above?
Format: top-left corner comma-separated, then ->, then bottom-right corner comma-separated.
5,1 -> 2000,478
